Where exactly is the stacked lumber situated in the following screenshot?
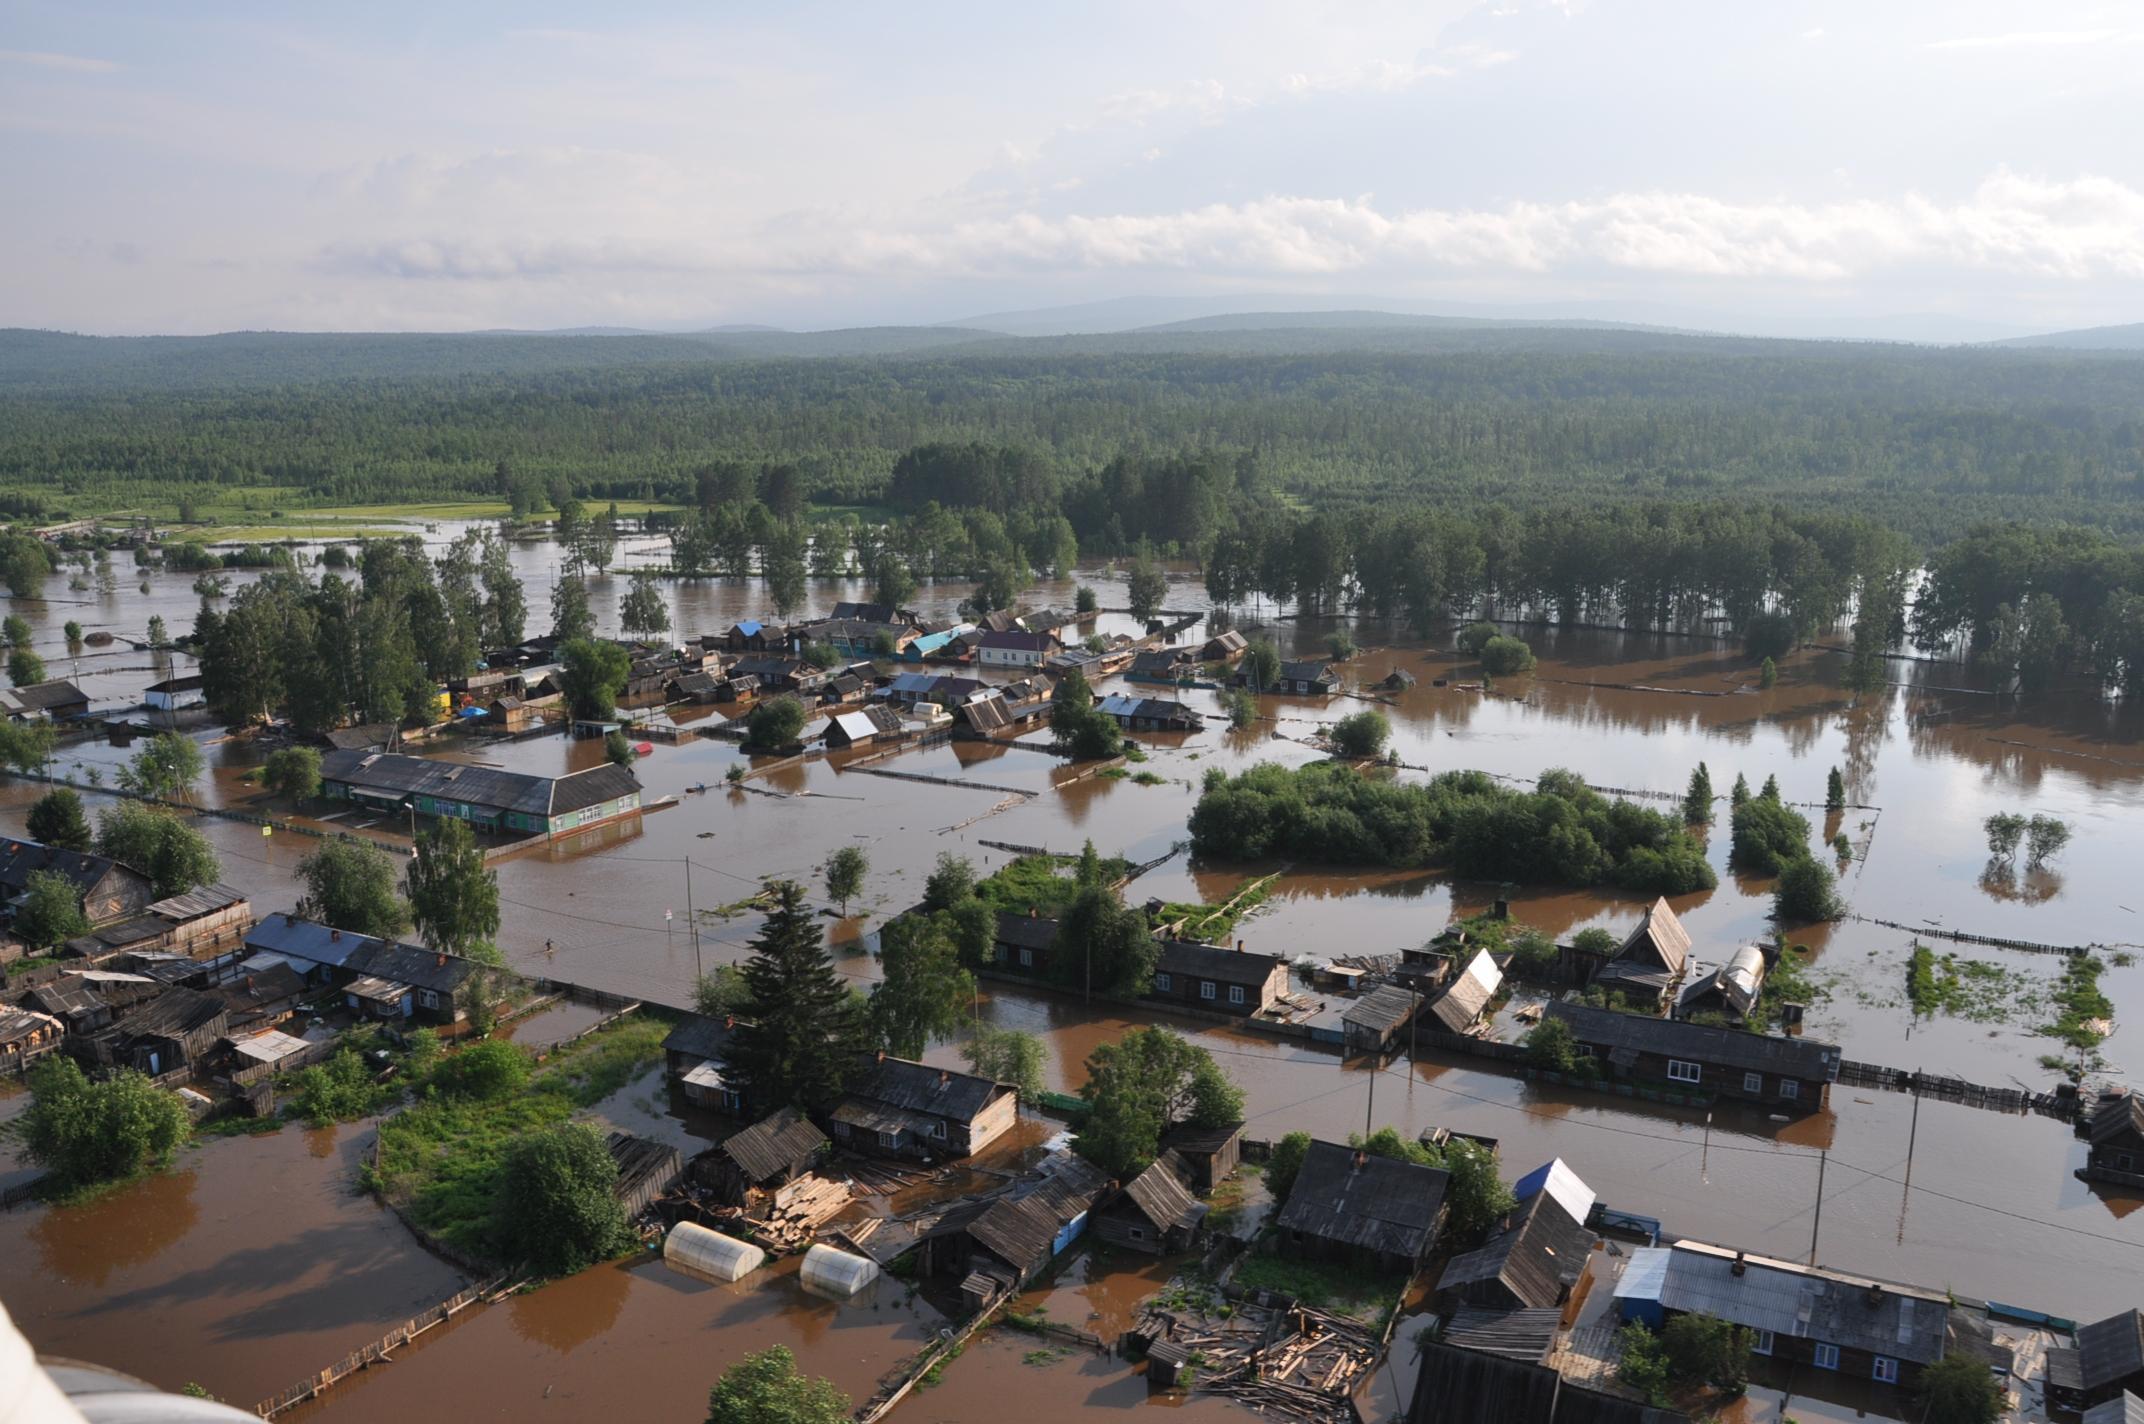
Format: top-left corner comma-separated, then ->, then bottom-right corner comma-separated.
744,1174 -> 852,1251
1187,1304 -> 1379,1424
841,1159 -> 936,1196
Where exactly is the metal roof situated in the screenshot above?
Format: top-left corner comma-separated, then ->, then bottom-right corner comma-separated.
244,916 -> 387,970
0,837 -> 129,898
1156,939 -> 1285,987
1545,1001 -> 1840,1081
319,749 -> 638,819
1431,949 -> 1502,1031
2079,1310 -> 2144,1393
230,1029 -> 313,1065
844,1054 -> 1010,1124
1272,1140 -> 1449,1260
1613,1241 -> 1949,1366
663,1013 -> 734,1062
1513,1158 -> 1596,1226
1676,945 -> 1768,1019
2084,1394 -> 2144,1424
342,940 -> 482,995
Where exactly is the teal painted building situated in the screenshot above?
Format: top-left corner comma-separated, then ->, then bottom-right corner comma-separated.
318,749 -> 642,840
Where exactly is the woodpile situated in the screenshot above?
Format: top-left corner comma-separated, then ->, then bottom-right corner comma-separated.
840,1158 -> 936,1196
742,1174 -> 852,1251
1138,1302 -> 1379,1424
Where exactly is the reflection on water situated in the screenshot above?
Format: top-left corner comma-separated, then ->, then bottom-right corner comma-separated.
507,1256 -> 635,1355
31,1166 -> 202,1287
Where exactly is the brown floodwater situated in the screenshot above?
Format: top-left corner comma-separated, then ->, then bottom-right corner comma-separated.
15,523 -> 2144,1414
0,1119 -> 466,1404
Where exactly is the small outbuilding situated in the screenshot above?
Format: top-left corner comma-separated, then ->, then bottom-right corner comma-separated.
1675,945 -> 1768,1023
1590,898 -> 1692,1006
800,1243 -> 881,1299
710,1107 -> 828,1204
1273,1139 -> 1449,1273
1343,983 -> 1426,1053
1160,1122 -> 1244,1194
1428,948 -> 1502,1035
1092,1151 -> 1206,1255
2082,1094 -> 2144,1190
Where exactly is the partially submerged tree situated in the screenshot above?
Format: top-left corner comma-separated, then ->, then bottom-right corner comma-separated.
26,787 -> 92,851
825,846 -> 868,915
296,836 -> 412,938
406,816 -> 501,959
870,913 -> 974,1059
262,745 -> 324,802
495,1122 -> 630,1275
961,1027 -> 1047,1103
1073,1026 -> 1244,1178
19,1058 -> 190,1192
557,636 -> 630,722
117,730 -> 204,803
1328,709 -> 1390,759
721,880 -> 870,1112
1774,856 -> 1843,924
1681,763 -> 1714,825
744,695 -> 807,751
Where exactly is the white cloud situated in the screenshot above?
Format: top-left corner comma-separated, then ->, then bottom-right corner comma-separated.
1927,29 -> 2124,49
0,47 -> 118,73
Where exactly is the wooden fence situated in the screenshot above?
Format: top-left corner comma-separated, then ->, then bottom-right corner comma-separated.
1,1176 -> 50,1210
1852,916 -> 2093,958
253,1272 -> 509,1417
1835,1060 -> 2076,1119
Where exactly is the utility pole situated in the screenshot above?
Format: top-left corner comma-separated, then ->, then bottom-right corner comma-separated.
1808,1149 -> 1828,1266
1898,1072 -> 1922,1244
685,858 -> 701,981
1364,1052 -> 1377,1136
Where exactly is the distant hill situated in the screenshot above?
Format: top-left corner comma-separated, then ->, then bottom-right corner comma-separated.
1130,309 -> 1668,335
1991,322 -> 2144,351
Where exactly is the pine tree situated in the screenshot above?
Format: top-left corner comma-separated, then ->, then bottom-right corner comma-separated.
722,881 -> 868,1112
1760,774 -> 1780,802
1825,767 -> 1845,812
1730,773 -> 1751,808
1681,763 -> 1714,825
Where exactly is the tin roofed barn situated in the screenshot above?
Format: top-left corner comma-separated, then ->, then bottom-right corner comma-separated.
318,749 -> 641,841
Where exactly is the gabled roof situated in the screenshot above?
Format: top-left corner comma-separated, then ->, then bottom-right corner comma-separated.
2079,1310 -> 2144,1392
322,722 -> 394,751
2084,1394 -> 2144,1424
1431,949 -> 1502,1031
245,915 -> 393,971
1438,1187 -> 1596,1308
1676,945 -> 1767,1019
216,962 -> 308,1013
1277,659 -> 1336,683
1272,1140 -> 1448,1259
0,837 -> 129,899
318,749 -> 638,819
719,1106 -> 828,1183
1156,939 -> 1285,987
1513,1158 -> 1596,1227
1544,1001 -> 1841,1081
976,629 -> 1060,653
1118,1151 -> 1207,1235
6,679 -> 89,711
994,910 -> 1058,952
116,986 -> 227,1039
0,1005 -> 61,1044
342,940 -> 483,995
663,1012 -> 735,1063
2091,1095 -> 2144,1148
146,882 -> 247,922
961,694 -> 1013,731
1613,1240 -> 1949,1366
968,1153 -> 1109,1271
1344,984 -> 1423,1034
845,1054 -> 1009,1124
1612,899 -> 1692,977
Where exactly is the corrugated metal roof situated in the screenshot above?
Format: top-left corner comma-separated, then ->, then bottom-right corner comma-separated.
1545,1001 -> 1840,1080
1513,1158 -> 1597,1227
1617,1241 -> 1948,1365
245,916 -> 386,970
845,1055 -> 1009,1123
319,749 -> 637,819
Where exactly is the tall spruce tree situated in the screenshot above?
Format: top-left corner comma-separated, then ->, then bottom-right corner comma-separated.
1681,763 -> 1714,825
722,880 -> 868,1112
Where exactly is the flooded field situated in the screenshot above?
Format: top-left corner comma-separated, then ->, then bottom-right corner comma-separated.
8,521 -> 2144,1416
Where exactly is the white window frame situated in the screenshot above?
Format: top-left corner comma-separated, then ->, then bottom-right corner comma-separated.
2114,1151 -> 2136,1171
1019,947 -> 1034,967
1229,985 -> 1246,1005
1200,981 -> 1217,1000
1813,1343 -> 1840,1371
1743,1071 -> 1763,1094
1666,1059 -> 1702,1085
1750,1330 -> 1774,1357
419,989 -> 438,1010
1872,1356 -> 1899,1384
1779,1079 -> 1800,1100
932,1119 -> 948,1140
1156,972 -> 1172,992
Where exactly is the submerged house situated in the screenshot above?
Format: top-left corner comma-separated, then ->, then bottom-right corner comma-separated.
318,749 -> 641,840
823,704 -> 904,749
1161,1122 -> 1245,1194
1095,695 -> 1203,732
1429,948 -> 1503,1035
1149,940 -> 1289,1018
1344,983 -> 1427,1053
1543,1001 -> 1840,1110
975,629 -> 1061,669
2049,1310 -> 2144,1414
2081,1094 -> 2144,1190
1274,1139 -> 1450,1272
1093,1151 -> 1207,1255
963,1152 -> 1111,1292
1590,898 -> 1692,1007
663,1014 -> 742,1113
0,838 -> 155,932
1614,1240 -> 1951,1391
1239,660 -> 1339,695
1439,1160 -> 1598,1310
992,910 -> 1058,976
0,679 -> 90,722
831,1054 -> 1019,1161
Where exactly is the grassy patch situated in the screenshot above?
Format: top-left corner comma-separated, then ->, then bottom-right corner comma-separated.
1097,767 -> 1130,781
1130,771 -> 1166,786
1156,873 -> 1277,944
2043,954 -> 2115,1052
1231,1253 -> 1404,1322
365,1018 -> 665,1263
975,853 -> 1134,914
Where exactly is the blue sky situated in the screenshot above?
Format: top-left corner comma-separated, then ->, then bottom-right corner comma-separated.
5,0 -> 2143,333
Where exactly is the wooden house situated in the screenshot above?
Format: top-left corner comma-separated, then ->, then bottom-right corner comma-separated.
1126,648 -> 1197,683
662,1013 -> 744,1114
992,910 -> 1058,976
336,940 -> 487,1024
975,629 -> 1061,669
481,696 -> 539,733
212,961 -> 308,1030
1408,1317 -> 1667,1424
832,1054 -> 1020,1161
1589,898 -> 1692,1006
729,655 -> 824,696
1429,948 -> 1503,1034
722,620 -> 790,654
0,838 -> 155,929
1438,1161 -> 1598,1310
1198,630 -> 1249,664
147,882 -> 253,959
2082,1394 -> 2144,1424
1092,1151 -> 1206,1255
0,1006 -> 64,1074
27,978 -> 115,1035
1238,660 -> 1339,695
1543,1001 -> 1840,1111
824,704 -> 903,749
1095,695 -> 1203,732
0,679 -> 90,722
1344,983 -> 1426,1053
1148,940 -> 1288,1018
1379,669 -> 1420,691
962,1152 -> 1110,1291
707,1106 -> 828,1205
1160,1122 -> 1244,1194
1273,1139 -> 1449,1273
75,986 -> 229,1077
1614,1240 -> 1952,1393
2081,1094 -> 2144,1190
2050,1311 -> 2144,1414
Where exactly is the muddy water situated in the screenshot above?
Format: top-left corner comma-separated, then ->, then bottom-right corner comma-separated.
16,527 -> 2144,1406
283,1251 -> 946,1422
0,1120 -> 466,1404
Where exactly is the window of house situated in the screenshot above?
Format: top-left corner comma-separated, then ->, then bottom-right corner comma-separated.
1813,1343 -> 1840,1371
1575,1043 -> 1594,1057
1229,985 -> 1246,1005
1667,1059 -> 1702,1084
1129,1227 -> 1144,1240
932,1120 -> 947,1140
1019,947 -> 1034,967
2114,1152 -> 2135,1171
1743,1072 -> 1762,1094
1750,1330 -> 1774,1357
1779,1079 -> 1800,1100
1156,972 -> 1173,992
1200,981 -> 1216,1000
1872,1356 -> 1899,1384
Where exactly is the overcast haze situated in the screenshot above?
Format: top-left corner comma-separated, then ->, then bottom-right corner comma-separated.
6,0 -> 2144,336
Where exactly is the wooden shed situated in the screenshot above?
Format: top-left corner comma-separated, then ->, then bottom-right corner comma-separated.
1092,1151 -> 1206,1255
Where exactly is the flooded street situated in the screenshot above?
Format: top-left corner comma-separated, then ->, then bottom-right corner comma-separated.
8,526 -> 2144,1415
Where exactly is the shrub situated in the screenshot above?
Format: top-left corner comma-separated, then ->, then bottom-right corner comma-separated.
1477,635 -> 1536,675
1774,857 -> 1843,923
744,695 -> 807,750
1328,709 -> 1390,759
1729,797 -> 1812,875
495,1122 -> 631,1275
433,1039 -> 531,1101
18,1058 -> 190,1191
1457,621 -> 1499,657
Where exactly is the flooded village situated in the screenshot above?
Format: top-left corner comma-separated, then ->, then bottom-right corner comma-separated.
0,516 -> 2140,1424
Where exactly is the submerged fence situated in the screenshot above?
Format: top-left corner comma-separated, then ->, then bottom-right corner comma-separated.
253,1273 -> 510,1417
